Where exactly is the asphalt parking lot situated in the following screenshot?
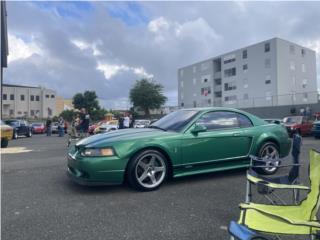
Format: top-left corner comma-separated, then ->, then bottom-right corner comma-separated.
2,135 -> 320,240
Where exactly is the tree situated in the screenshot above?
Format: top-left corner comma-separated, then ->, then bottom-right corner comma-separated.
72,91 -> 100,114
59,109 -> 76,122
129,79 -> 167,117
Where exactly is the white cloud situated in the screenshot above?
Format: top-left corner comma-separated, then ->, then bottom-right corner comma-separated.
96,62 -> 153,80
8,34 -> 42,63
71,39 -> 102,56
148,17 -> 170,33
148,17 -> 221,44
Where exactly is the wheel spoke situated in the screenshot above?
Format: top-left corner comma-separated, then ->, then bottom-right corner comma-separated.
138,161 -> 148,171
149,156 -> 156,167
150,173 -> 157,184
138,170 -> 149,182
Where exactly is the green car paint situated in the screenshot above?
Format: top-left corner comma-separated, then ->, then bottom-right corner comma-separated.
67,107 -> 291,186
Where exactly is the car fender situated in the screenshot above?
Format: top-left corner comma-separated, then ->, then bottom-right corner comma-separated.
253,131 -> 280,155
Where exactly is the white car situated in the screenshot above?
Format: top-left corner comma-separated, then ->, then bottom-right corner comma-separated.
95,121 -> 118,134
133,120 -> 151,128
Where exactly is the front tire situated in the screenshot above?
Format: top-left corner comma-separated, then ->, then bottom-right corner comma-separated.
26,129 -> 32,137
13,131 -> 18,139
256,142 -> 280,175
127,150 -> 168,191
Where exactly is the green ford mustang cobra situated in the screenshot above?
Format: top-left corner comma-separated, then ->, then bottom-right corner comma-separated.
67,107 -> 291,191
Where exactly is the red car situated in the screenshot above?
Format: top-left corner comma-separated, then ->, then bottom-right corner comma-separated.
283,116 -> 313,137
31,122 -> 46,134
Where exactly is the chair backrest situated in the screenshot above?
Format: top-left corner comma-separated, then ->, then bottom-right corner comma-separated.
288,134 -> 302,181
300,149 -> 320,220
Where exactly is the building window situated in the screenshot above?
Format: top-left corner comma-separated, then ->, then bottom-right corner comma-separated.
193,101 -> 197,107
265,75 -> 271,84
36,95 -> 40,101
51,95 -> 55,98
181,102 -> 184,107
243,78 -> 248,88
225,95 -> 237,104
303,93 -> 308,102
242,50 -> 247,59
302,63 -> 306,73
201,75 -> 211,83
10,94 -> 14,100
3,94 -> 7,100
18,111 -> 22,115
290,61 -> 295,70
24,111 -> 28,116
264,43 -> 270,52
30,95 -> 35,101
214,78 -> 221,85
224,67 -> 236,77
243,94 -> 249,100
224,82 -> 237,91
9,109 -> 14,115
290,45 -> 295,54
30,110 -> 35,116
193,78 -> 196,85
223,58 -> 236,64
45,94 -> 50,98
193,66 -> 197,73
201,87 -> 211,96
265,91 -> 272,101
301,49 -> 306,57
214,92 -> 222,98
264,58 -> 271,68
204,78 -> 208,83
20,95 -> 25,101
223,54 -> 236,64
243,64 -> 248,71
302,79 -> 308,88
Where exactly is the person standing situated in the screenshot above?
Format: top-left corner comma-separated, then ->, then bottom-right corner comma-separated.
123,112 -> 130,128
129,114 -> 134,128
80,108 -> 90,137
58,117 -> 65,137
46,118 -> 52,136
118,114 -> 124,129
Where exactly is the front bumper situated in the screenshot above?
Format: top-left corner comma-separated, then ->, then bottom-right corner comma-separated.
67,152 -> 126,186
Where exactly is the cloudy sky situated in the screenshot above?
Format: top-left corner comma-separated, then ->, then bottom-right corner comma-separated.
4,1 -> 320,109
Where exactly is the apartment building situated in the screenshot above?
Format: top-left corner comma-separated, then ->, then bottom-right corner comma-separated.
2,84 -> 57,119
56,96 -> 74,115
178,38 -> 317,109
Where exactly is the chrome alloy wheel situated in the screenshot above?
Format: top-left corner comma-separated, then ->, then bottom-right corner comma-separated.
260,144 -> 280,173
135,153 -> 166,189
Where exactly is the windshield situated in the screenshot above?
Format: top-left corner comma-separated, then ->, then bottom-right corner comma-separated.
5,120 -> 19,126
283,116 -> 302,124
150,110 -> 199,132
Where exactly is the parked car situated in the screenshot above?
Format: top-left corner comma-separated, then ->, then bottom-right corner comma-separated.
94,120 -> 118,134
264,119 -> 283,125
312,121 -> 320,139
68,107 -> 291,191
31,122 -> 46,134
283,116 -> 313,137
134,120 -> 151,128
5,119 -> 32,139
51,122 -> 59,134
1,120 -> 13,148
88,122 -> 102,135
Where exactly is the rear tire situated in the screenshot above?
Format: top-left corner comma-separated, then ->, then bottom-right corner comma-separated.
1,138 -> 9,148
127,149 -> 168,191
256,142 -> 280,175
13,131 -> 18,139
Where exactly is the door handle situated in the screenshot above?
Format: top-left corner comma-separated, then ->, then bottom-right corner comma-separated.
233,133 -> 241,136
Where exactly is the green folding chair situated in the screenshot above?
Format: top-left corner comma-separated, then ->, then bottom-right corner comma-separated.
238,149 -> 320,239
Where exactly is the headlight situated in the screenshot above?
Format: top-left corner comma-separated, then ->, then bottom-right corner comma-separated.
290,127 -> 294,130
81,148 -> 114,157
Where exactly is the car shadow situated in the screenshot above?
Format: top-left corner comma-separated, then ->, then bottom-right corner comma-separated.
64,168 -> 247,194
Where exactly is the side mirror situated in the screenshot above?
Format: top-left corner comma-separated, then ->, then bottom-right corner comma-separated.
191,124 -> 207,134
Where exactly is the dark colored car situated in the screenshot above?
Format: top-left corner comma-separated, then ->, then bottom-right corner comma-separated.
68,107 -> 291,191
5,119 -> 32,139
31,122 -> 46,134
283,116 -> 313,137
312,121 -> 320,139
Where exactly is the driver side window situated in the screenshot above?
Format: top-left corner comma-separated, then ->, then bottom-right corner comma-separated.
196,111 -> 239,131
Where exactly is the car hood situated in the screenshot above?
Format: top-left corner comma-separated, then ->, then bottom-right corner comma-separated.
76,128 -> 176,147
